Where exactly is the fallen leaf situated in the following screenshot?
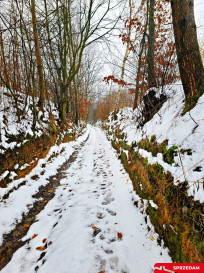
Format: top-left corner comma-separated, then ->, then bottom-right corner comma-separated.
149,235 -> 155,241
36,246 -> 46,251
113,212 -> 117,216
120,169 -> 122,171
41,200 -> 48,203
115,223 -> 118,225
24,224 -> 30,228
117,232 -> 123,239
42,238 -> 47,243
92,226 -> 99,230
98,216 -> 103,219
32,234 -> 38,239
99,271 -> 105,273
48,190 -> 53,193
69,189 -> 72,192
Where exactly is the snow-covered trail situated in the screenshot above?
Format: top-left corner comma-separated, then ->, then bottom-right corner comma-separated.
2,127 -> 171,273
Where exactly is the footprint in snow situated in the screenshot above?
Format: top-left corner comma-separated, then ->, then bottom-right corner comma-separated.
107,209 -> 117,216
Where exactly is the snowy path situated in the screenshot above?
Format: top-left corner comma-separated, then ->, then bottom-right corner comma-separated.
2,127 -> 171,273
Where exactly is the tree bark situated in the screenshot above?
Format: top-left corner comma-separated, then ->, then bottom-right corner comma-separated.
133,0 -> 149,110
171,0 -> 204,108
31,0 -> 45,111
147,0 -> 157,88
115,0 -> 133,112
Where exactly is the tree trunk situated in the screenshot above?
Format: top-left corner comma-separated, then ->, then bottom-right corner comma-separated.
147,0 -> 157,88
115,0 -> 133,112
133,0 -> 149,110
31,0 -> 45,111
133,32 -> 146,110
171,0 -> 204,109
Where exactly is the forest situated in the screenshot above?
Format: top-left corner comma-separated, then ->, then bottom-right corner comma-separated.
0,0 -> 204,272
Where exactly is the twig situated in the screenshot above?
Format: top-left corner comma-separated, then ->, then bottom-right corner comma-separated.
174,157 -> 204,181
189,110 -> 198,127
177,148 -> 187,181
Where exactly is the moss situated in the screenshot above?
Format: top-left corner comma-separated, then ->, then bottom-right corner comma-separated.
158,140 -> 168,153
150,135 -> 156,142
107,126 -> 203,263
132,151 -> 139,161
162,145 -> 178,164
147,204 -> 191,262
148,163 -> 166,180
111,140 -> 116,149
107,131 -> 113,136
183,77 -> 204,114
131,141 -> 137,148
142,157 -> 149,167
120,141 -> 130,151
193,235 -> 204,256
121,151 -> 129,171
186,149 -> 192,155
137,137 -> 169,158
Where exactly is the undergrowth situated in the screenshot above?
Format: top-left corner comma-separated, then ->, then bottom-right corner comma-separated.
0,123 -> 85,187
106,127 -> 204,263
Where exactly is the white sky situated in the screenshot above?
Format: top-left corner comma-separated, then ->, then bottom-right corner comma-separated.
195,0 -> 204,42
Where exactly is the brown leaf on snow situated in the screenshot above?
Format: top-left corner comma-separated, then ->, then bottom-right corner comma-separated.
99,271 -> 105,273
98,216 -> 103,219
69,189 -> 72,192
32,234 -> 38,239
117,232 -> 123,239
36,246 -> 46,251
42,238 -> 47,243
92,226 -> 99,230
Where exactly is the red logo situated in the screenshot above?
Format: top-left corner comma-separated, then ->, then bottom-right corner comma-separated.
154,263 -> 204,273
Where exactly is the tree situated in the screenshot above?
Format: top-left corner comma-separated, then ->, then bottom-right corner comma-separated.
31,0 -> 45,111
115,0 -> 133,112
147,0 -> 157,88
42,0 -> 123,123
171,0 -> 204,110
104,0 -> 178,111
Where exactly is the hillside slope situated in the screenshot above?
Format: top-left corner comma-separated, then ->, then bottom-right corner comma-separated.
104,83 -> 204,262
106,83 -> 204,203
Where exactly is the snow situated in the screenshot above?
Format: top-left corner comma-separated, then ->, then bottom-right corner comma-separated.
0,171 -> 9,181
2,127 -> 171,273
149,200 -> 158,210
0,126 -> 90,245
106,83 -> 204,203
0,87 -> 59,154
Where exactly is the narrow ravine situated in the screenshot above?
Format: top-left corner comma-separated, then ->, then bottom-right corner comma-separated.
1,127 -> 171,273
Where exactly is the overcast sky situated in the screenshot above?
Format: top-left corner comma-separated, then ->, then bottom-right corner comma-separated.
195,0 -> 204,42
